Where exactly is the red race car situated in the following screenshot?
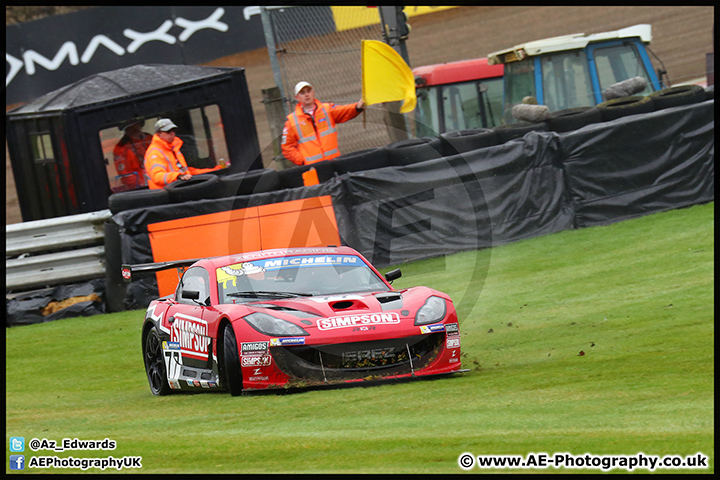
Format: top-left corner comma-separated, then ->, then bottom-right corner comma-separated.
124,246 -> 465,396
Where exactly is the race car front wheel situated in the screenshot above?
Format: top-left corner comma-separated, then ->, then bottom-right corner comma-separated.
144,326 -> 171,396
222,324 -> 244,396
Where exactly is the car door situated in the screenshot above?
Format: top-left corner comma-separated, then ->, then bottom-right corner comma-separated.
168,266 -> 213,370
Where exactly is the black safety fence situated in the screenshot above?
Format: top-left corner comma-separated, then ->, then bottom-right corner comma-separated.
338,132 -> 573,268
6,96 -> 714,325
561,100 -> 715,228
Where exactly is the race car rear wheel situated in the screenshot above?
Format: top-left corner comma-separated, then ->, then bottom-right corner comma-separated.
222,324 -> 244,396
144,326 -> 171,396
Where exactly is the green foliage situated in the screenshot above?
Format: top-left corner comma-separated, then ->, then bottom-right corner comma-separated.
6,203 -> 714,473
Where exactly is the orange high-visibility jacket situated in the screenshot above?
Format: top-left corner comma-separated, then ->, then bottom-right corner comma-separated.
281,99 -> 362,166
144,134 -> 220,189
113,133 -> 152,190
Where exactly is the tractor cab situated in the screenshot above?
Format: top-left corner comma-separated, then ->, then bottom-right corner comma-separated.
488,24 -> 666,122
412,57 -> 504,136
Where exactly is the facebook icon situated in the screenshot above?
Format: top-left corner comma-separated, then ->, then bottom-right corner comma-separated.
10,455 -> 25,470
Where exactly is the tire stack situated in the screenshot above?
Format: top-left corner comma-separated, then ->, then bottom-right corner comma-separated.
333,147 -> 391,174
596,95 -> 655,122
493,122 -> 548,144
648,85 -> 706,111
439,128 -> 498,156
386,137 -> 443,165
219,169 -> 280,197
544,107 -> 603,132
108,188 -> 170,215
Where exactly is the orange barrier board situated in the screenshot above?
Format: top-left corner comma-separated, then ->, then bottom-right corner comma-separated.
148,196 -> 341,296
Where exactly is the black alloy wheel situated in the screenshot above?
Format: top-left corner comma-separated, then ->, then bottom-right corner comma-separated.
144,326 -> 171,396
222,324 -> 244,396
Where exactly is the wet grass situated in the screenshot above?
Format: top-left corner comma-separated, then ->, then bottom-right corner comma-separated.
6,202 -> 713,473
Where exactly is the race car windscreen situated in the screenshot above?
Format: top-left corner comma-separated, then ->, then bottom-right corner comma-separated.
216,254 -> 391,303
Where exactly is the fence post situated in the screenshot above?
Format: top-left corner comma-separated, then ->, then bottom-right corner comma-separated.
262,86 -> 292,169
378,6 -> 411,142
260,6 -> 289,117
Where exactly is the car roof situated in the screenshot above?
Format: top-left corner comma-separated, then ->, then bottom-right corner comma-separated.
194,246 -> 362,270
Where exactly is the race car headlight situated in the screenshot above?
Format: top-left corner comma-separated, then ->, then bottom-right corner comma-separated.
414,296 -> 447,325
244,312 -> 309,337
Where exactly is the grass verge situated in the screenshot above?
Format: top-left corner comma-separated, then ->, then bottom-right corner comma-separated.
6,202 -> 714,473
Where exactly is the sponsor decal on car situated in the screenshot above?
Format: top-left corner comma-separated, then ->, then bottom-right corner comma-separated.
353,326 -> 376,332
261,255 -> 360,270
241,341 -> 269,355
162,341 -> 183,382
162,341 -> 181,350
420,324 -> 446,334
270,337 -> 306,346
239,247 -> 340,261
241,355 -> 272,367
220,262 -> 266,277
446,322 -> 459,335
310,294 -> 363,303
447,337 -> 461,349
170,314 -> 210,360
342,347 -> 397,363
317,312 -> 400,331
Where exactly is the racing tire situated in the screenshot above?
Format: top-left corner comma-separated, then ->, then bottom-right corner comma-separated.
493,122 -> 548,144
277,161 -> 336,188
222,324 -> 244,396
439,128 -> 498,155
219,169 -> 280,198
597,95 -> 654,122
333,147 -> 391,174
143,326 -> 172,396
108,188 -> 169,214
387,137 -> 442,166
703,85 -> 714,101
165,174 -> 222,203
648,85 -> 706,110
277,165 -> 311,189
312,160 -> 337,183
544,106 -> 603,132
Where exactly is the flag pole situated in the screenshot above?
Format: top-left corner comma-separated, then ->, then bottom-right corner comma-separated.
361,39 -> 366,129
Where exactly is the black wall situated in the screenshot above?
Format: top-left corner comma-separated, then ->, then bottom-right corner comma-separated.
6,6 -> 336,105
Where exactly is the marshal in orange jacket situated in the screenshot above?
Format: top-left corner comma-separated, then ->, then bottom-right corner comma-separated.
144,134 -> 220,189
113,132 -> 152,190
281,99 -> 362,166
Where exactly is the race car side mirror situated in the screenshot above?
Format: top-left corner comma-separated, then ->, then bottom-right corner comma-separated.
384,269 -> 402,283
182,289 -> 200,300
181,289 -> 210,306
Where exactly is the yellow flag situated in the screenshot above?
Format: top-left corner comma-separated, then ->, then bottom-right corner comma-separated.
361,40 -> 416,113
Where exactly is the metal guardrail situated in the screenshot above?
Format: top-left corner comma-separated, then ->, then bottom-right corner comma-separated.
5,210 -> 112,291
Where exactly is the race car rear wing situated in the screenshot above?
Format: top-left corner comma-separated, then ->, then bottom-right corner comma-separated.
121,258 -> 201,283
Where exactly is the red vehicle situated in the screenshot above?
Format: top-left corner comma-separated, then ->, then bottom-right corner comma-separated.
125,246 -> 464,396
413,57 -> 504,136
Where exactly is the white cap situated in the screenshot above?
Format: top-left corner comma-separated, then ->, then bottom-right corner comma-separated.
294,81 -> 313,96
154,118 -> 178,133
119,119 -> 143,131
